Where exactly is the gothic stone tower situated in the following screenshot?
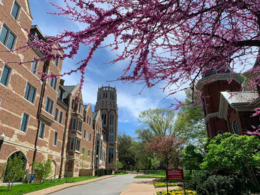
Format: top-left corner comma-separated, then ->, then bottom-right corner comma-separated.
196,68 -> 244,138
95,86 -> 118,170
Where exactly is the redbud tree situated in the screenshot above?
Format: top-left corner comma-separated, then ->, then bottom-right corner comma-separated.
9,1 -> 260,128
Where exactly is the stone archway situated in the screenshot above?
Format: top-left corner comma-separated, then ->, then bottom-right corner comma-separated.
49,160 -> 57,179
4,151 -> 27,182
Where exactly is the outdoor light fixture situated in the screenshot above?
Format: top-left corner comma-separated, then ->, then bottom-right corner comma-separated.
0,133 -> 5,151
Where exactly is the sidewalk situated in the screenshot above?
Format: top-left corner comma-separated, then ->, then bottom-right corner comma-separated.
25,175 -> 114,195
120,178 -> 156,195
120,178 -> 181,195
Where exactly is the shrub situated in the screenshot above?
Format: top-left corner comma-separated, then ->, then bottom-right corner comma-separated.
95,169 -> 112,176
32,159 -> 52,183
189,174 -> 245,195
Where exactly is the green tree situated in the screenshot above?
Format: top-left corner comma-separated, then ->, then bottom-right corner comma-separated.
3,153 -> 26,191
138,108 -> 175,139
152,156 -> 161,173
115,161 -> 123,170
174,89 -> 207,152
201,133 -> 260,189
33,159 -> 52,183
182,144 -> 204,174
118,133 -> 136,169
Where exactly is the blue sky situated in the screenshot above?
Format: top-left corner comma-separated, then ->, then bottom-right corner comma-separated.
29,0 -> 187,137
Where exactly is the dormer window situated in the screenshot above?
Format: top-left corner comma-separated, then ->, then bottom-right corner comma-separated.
58,88 -> 63,100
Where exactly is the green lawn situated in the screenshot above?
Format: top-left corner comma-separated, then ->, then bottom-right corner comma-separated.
0,176 -> 98,195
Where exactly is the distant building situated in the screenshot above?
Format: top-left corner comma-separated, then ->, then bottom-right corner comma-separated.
0,0 -> 118,181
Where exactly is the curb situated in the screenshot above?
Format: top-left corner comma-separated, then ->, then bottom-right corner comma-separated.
25,175 -> 115,195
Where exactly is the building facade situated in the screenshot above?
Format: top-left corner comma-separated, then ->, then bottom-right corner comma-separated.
0,0 -> 118,180
196,66 -> 260,138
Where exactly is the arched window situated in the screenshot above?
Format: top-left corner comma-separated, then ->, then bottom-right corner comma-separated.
232,120 -> 239,134
218,130 -> 223,135
102,112 -> 107,125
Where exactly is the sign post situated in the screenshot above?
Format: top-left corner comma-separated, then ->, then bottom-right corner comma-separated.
166,169 -> 184,195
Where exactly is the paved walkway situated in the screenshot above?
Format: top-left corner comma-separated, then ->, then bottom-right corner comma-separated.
26,175 -> 114,195
120,178 -> 156,195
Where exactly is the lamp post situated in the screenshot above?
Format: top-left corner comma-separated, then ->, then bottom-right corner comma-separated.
0,133 -> 5,151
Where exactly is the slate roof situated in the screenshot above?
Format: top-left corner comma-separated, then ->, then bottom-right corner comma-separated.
221,91 -> 259,105
92,112 -> 98,120
63,85 -> 76,99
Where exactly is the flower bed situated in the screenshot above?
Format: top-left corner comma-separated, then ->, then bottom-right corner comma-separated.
154,182 -> 178,188
157,188 -> 197,195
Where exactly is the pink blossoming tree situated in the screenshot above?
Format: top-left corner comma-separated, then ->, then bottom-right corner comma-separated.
7,1 -> 260,132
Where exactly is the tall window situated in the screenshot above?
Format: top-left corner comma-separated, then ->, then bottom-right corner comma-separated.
70,138 -> 74,150
232,120 -> 239,134
89,118 -> 91,126
87,132 -> 89,141
39,123 -> 45,139
89,133 -> 92,142
109,148 -> 114,164
54,108 -> 59,121
78,120 -> 82,132
110,114 -> 114,125
76,139 -> 81,151
45,97 -> 54,114
0,25 -> 16,50
0,65 -> 11,86
72,118 -> 76,130
59,112 -> 63,124
20,113 -> 29,132
54,54 -> 59,67
84,130 -> 86,139
71,99 -> 75,110
102,113 -> 106,125
31,58 -> 38,74
88,150 -> 91,157
78,103 -> 81,113
53,132 -> 58,146
109,135 -> 114,142
58,88 -> 63,100
24,83 -> 36,103
87,116 -> 89,124
49,75 -> 57,90
11,1 -> 20,19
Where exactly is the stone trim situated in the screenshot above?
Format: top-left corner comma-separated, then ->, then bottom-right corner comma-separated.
205,112 -> 219,121
39,113 -> 54,125
57,99 -> 68,110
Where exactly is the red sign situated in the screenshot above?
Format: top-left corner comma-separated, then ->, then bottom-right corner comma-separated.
167,169 -> 183,180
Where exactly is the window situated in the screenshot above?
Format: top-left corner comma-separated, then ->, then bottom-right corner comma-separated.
84,130 -> 86,139
54,55 -> 59,67
24,83 -> 36,103
218,130 -> 223,135
109,135 -> 114,142
31,58 -> 38,74
110,114 -> 114,125
109,127 -> 114,134
49,75 -> 57,90
39,123 -> 45,139
0,65 -> 11,86
72,118 -> 76,130
11,1 -> 20,19
58,88 -> 63,100
89,133 -> 92,142
45,97 -> 54,114
87,132 -> 89,141
88,150 -> 90,157
102,113 -> 106,125
0,25 -> 16,50
54,108 -> 59,121
109,148 -> 114,164
70,138 -> 74,150
82,147 -> 85,154
232,120 -> 239,134
59,112 -> 63,124
54,132 -> 58,146
87,116 -> 89,124
89,118 -> 91,126
78,103 -> 81,113
71,99 -> 75,110
20,113 -> 29,132
76,139 -> 81,151
78,120 -> 82,132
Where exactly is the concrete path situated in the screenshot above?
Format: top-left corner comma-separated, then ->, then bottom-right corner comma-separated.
120,178 -> 156,195
26,175 -> 114,195
49,175 -> 137,195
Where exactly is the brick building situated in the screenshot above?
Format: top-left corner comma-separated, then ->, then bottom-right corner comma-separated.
196,65 -> 260,138
0,0 -> 117,180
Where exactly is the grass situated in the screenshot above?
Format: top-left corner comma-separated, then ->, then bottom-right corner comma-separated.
0,176 -> 98,195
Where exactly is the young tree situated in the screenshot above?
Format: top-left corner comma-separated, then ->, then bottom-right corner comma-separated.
115,161 -> 123,170
201,133 -> 260,189
80,147 -> 88,169
145,135 -> 184,170
182,144 -> 204,174
152,156 -> 161,173
3,153 -> 26,191
33,159 -> 52,183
